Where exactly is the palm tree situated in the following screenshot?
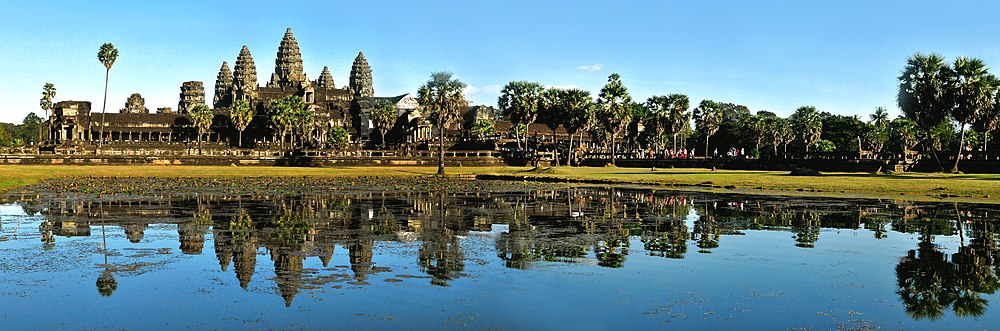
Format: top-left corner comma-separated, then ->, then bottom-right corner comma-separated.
190,104 -> 214,156
973,93 -> 1000,153
370,99 -> 397,148
791,106 -> 822,153
946,56 -> 997,173
229,99 -> 254,148
269,96 -> 304,150
97,43 -> 119,150
898,52 -> 950,170
291,102 -> 314,149
417,72 -> 468,175
642,95 -> 670,152
498,81 -> 543,150
693,99 -> 722,157
870,106 -> 890,130
560,89 -> 593,167
537,88 -> 565,165
596,73 -> 633,166
666,94 -> 691,151
39,83 -> 56,142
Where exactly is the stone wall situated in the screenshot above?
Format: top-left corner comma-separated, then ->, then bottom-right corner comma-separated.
0,153 -> 505,167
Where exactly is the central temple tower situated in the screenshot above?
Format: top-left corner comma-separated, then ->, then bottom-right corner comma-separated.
269,27 -> 306,87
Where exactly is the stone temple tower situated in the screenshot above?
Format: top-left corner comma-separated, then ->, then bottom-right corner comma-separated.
316,66 -> 335,89
233,45 -> 258,103
178,81 -> 205,114
214,61 -> 233,109
350,51 -> 373,97
270,27 -> 306,87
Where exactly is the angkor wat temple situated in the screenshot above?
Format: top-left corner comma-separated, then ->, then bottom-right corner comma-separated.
44,28 -> 449,153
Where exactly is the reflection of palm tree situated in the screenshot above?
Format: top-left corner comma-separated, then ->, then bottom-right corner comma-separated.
96,270 -> 117,297
692,204 -> 720,253
496,201 -> 538,269
792,210 -> 821,248
96,219 -> 117,297
896,240 -> 950,320
595,221 -> 629,268
418,194 -> 466,286
894,211 -> 1000,320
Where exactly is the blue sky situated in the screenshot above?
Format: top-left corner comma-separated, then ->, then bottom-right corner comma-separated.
2,0 -> 999,123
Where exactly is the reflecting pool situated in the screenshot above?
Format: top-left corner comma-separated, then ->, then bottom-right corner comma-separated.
1,177 -> 998,329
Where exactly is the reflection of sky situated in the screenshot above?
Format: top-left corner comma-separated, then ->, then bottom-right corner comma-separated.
1,195 -> 998,330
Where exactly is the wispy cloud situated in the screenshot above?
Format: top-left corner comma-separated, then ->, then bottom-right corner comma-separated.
576,63 -> 604,72
464,84 -> 502,97
463,84 -> 502,105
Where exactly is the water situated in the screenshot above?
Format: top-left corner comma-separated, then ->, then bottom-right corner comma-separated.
1,178 -> 997,330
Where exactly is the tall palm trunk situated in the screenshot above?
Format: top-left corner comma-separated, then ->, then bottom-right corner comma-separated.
551,128 -> 559,166
952,123 -> 967,173
238,130 -> 243,148
438,119 -> 445,175
610,133 -> 617,166
197,131 -> 203,156
568,133 -> 574,167
704,136 -> 710,158
99,69 -> 109,150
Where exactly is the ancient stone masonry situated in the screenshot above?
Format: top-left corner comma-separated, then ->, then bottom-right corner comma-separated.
214,61 -> 233,109
178,81 -> 205,114
269,28 -> 306,88
233,45 -> 258,103
317,66 -> 335,89
42,27 -> 447,150
121,93 -> 149,114
350,51 -> 374,97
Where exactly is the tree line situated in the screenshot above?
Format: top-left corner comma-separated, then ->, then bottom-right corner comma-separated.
496,74 -> 931,166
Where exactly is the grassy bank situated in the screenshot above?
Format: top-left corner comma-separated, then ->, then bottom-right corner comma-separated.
1,164 -> 998,203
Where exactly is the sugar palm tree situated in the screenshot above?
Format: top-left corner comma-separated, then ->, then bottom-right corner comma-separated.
693,99 -> 722,157
791,106 -> 822,153
39,83 -> 56,142
537,88 -> 565,165
946,56 -> 997,172
370,99 -> 397,148
596,73 -> 633,166
898,52 -> 949,170
97,43 -> 119,149
499,81 -> 543,150
229,99 -> 253,148
560,88 -> 593,167
190,104 -> 214,155
417,72 -> 468,175
666,94 -> 691,151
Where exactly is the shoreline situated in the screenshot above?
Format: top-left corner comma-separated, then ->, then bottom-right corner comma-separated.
1,164 -> 998,204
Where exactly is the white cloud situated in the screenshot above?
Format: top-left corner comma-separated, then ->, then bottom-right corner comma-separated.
576,63 -> 604,72
463,84 -> 502,97
463,84 -> 502,105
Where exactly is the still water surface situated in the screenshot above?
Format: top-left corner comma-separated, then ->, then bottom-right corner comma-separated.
1,178 -> 997,329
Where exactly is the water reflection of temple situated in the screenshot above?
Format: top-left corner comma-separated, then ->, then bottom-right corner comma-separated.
12,186 -> 1000,311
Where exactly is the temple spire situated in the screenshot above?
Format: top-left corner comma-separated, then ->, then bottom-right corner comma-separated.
270,27 -> 305,87
317,66 -> 335,89
233,45 -> 258,103
213,61 -> 233,108
350,51 -> 373,97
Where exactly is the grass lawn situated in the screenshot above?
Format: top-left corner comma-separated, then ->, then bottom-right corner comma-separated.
1,164 -> 998,203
